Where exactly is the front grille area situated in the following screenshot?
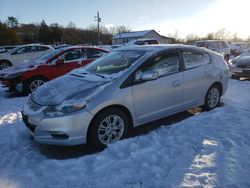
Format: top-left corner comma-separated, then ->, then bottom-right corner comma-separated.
237,64 -> 250,68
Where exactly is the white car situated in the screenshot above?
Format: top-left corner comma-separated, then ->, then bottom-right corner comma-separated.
192,40 -> 230,61
0,44 -> 54,70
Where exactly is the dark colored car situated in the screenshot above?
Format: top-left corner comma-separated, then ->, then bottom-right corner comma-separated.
0,46 -> 108,94
230,55 -> 250,79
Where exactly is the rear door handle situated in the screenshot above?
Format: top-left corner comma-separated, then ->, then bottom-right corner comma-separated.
172,80 -> 181,87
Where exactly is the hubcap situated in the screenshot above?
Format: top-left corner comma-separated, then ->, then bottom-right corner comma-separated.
30,80 -> 45,92
208,88 -> 219,108
98,115 -> 124,145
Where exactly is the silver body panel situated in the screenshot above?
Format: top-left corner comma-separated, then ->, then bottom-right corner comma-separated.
22,45 -> 230,145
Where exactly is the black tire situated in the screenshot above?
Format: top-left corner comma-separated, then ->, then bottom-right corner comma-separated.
203,84 -> 221,111
0,60 -> 12,70
24,77 -> 47,94
224,54 -> 230,62
88,108 -> 129,149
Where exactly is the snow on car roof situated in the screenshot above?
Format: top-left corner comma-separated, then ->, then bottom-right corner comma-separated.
117,44 -> 209,53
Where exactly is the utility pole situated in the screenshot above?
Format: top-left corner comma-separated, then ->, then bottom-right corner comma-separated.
94,11 -> 101,45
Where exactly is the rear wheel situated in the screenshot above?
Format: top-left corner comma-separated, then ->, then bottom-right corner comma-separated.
88,108 -> 129,149
0,60 -> 12,70
24,77 -> 47,94
203,85 -> 221,111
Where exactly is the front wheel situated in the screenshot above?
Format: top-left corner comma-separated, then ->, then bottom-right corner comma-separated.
203,85 -> 221,111
24,77 -> 47,94
89,108 -> 129,149
0,60 -> 12,70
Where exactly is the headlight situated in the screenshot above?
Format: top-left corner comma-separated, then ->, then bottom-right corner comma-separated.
228,60 -> 236,67
44,99 -> 88,116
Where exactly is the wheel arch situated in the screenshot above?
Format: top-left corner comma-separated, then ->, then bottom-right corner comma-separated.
23,75 -> 49,94
209,81 -> 223,96
26,75 -> 49,82
86,104 -> 134,143
0,59 -> 13,66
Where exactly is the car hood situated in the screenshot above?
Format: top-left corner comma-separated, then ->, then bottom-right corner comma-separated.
232,55 -> 250,65
0,60 -> 42,75
31,74 -> 111,106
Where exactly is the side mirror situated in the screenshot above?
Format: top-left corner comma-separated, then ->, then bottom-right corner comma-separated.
135,70 -> 159,82
55,59 -> 64,66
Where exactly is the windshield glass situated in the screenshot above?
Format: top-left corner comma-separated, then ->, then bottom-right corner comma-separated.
83,50 -> 146,75
35,49 -> 62,62
7,46 -> 22,54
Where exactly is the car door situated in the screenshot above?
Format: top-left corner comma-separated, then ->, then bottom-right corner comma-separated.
181,50 -> 211,108
132,50 -> 184,123
47,49 -> 84,79
10,46 -> 31,65
28,46 -> 39,60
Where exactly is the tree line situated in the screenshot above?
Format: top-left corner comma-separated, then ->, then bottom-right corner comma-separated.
0,16 -> 131,46
1,16 -> 250,46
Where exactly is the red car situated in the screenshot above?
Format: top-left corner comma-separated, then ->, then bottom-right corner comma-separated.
0,46 -> 109,94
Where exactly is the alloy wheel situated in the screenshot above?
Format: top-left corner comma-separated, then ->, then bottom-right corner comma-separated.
30,79 -> 45,92
207,87 -> 220,108
97,115 -> 125,145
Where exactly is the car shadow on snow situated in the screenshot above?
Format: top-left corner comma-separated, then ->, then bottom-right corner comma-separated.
0,86 -> 25,98
38,103 -> 224,160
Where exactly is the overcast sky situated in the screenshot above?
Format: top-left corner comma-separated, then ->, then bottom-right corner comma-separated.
0,0 -> 250,38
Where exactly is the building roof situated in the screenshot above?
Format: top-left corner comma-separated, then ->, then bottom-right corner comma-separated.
113,30 -> 155,39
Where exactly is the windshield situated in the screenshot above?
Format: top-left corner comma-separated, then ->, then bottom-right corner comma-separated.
35,49 -> 61,62
6,46 -> 22,54
83,50 -> 146,75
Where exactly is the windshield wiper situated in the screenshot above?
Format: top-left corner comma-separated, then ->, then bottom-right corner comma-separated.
93,73 -> 106,79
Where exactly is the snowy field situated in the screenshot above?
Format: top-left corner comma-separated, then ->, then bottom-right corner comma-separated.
0,79 -> 250,188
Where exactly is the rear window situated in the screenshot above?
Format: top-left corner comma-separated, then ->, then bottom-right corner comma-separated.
183,52 -> 210,69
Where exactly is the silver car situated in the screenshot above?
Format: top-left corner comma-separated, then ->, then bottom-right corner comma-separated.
22,45 -> 230,148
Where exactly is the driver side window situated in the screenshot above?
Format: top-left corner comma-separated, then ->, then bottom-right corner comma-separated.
144,54 -> 180,76
64,49 -> 82,62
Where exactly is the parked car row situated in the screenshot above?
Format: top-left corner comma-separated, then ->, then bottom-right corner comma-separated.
0,46 -> 108,94
20,45 -> 230,148
230,42 -> 250,57
192,40 -> 231,61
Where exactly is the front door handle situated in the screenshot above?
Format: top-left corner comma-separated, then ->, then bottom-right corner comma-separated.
172,80 -> 181,87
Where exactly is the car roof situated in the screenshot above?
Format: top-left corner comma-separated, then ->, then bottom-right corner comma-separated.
194,40 -> 228,43
61,46 -> 109,52
117,44 -> 208,53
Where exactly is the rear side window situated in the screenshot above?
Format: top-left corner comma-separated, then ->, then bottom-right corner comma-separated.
207,42 -> 217,49
31,46 -> 37,52
144,54 -> 179,76
37,46 -> 50,51
183,52 -> 209,69
147,40 -> 159,44
85,49 -> 105,59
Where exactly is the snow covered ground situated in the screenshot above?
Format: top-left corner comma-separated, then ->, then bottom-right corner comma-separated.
0,79 -> 250,188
